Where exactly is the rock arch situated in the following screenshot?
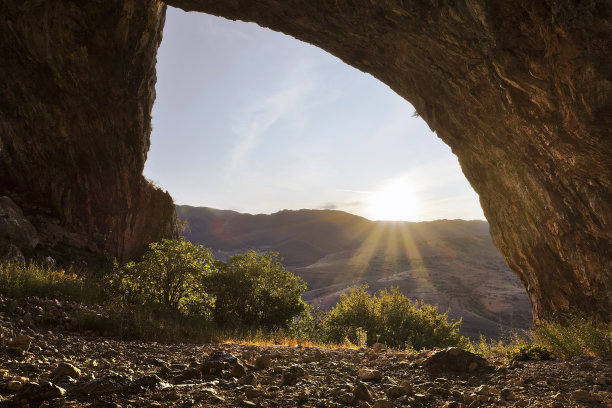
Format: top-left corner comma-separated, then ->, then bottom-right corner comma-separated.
0,1 -> 610,321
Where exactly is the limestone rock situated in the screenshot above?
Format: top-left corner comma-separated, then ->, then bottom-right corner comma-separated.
374,399 -> 394,408
571,390 -> 602,403
0,197 -> 38,261
7,334 -> 33,355
0,2 -> 175,262
202,350 -> 239,375
0,197 -> 38,249
254,354 -> 272,370
358,368 -> 382,382
423,348 -> 488,373
6,381 -> 22,391
13,381 -> 66,405
0,241 -> 24,263
386,381 -> 412,399
353,382 -> 375,401
231,361 -> 247,378
70,374 -> 133,395
50,362 -> 81,380
280,364 -> 307,386
173,368 -> 201,383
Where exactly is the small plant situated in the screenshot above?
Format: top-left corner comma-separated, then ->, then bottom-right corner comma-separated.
507,344 -> 552,361
355,327 -> 368,348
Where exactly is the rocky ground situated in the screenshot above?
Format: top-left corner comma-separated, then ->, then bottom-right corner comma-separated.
0,295 -> 610,408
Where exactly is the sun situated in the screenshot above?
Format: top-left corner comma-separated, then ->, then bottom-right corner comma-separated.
367,177 -> 420,221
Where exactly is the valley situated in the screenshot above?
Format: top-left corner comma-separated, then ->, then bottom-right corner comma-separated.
177,206 -> 532,339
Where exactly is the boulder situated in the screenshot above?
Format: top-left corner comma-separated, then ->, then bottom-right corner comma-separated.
424,348 -> 488,373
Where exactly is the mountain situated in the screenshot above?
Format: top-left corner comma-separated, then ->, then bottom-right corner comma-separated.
177,205 -> 532,338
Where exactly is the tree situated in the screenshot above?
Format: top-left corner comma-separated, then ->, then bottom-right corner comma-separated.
208,250 -> 307,329
107,238 -> 214,315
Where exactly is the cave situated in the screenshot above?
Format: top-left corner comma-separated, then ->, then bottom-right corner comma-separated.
0,1 -> 610,322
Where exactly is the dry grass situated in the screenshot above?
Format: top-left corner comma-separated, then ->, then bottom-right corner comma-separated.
0,262 -> 102,303
534,313 -> 612,358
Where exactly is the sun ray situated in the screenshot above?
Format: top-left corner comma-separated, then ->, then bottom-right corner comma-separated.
398,222 -> 433,291
349,222 -> 386,279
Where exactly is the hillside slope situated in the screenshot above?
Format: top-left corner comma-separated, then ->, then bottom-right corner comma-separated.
177,206 -> 532,338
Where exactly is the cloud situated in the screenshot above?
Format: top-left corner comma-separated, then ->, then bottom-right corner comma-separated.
224,60 -> 317,175
319,203 -> 337,210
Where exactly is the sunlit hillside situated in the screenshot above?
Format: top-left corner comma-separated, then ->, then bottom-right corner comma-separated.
177,206 -> 532,338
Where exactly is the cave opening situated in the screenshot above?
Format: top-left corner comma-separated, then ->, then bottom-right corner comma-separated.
144,8 -> 533,338
145,8 -> 484,223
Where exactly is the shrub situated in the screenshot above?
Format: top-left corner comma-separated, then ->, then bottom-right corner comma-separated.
534,312 -> 612,358
323,285 -> 470,349
106,238 -> 214,316
507,344 -> 552,361
322,285 -> 378,345
208,250 -> 307,329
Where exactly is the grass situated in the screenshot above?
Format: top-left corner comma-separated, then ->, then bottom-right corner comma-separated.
473,314 -> 612,360
534,313 -> 612,358
0,262 -> 102,303
473,328 -> 532,359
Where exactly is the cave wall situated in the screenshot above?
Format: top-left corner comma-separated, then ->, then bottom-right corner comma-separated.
0,0 -> 610,321
0,1 -> 176,261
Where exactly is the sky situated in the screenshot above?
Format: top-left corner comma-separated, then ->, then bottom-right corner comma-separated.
144,7 -> 485,222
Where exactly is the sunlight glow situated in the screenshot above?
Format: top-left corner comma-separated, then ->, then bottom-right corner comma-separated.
366,176 -> 420,221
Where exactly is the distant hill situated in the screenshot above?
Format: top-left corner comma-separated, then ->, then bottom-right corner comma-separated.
177,205 -> 532,338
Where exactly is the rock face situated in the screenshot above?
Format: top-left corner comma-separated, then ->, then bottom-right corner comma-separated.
0,1 -> 610,320
0,197 -> 39,261
0,1 -> 175,261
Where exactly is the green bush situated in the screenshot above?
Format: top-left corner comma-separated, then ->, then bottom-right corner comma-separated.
322,285 -> 378,345
106,238 -> 214,316
535,312 -> 612,358
507,344 -> 552,361
323,285 -> 469,350
208,250 -> 307,329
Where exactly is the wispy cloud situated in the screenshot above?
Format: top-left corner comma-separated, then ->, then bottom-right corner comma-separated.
224,59 -> 317,175
319,203 -> 337,210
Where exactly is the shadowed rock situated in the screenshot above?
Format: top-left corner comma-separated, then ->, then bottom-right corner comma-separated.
424,347 -> 488,373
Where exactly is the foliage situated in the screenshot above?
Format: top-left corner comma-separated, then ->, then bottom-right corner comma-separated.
355,327 -> 368,348
285,305 -> 329,344
534,312 -> 612,358
473,326 -> 532,358
323,285 -> 378,345
0,262 -> 101,303
208,250 -> 307,330
506,344 -> 552,361
106,238 -> 214,316
323,285 -> 470,350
